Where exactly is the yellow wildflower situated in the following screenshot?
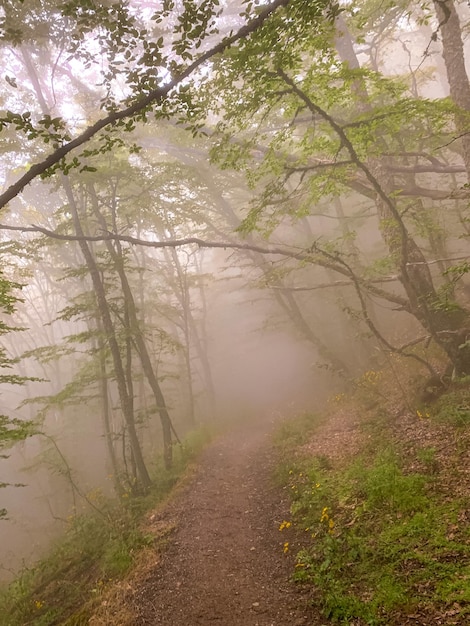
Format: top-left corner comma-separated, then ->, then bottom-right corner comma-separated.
320,507 -> 329,523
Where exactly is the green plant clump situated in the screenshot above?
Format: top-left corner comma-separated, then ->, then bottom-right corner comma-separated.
431,387 -> 470,427
0,426 -> 212,626
277,422 -> 470,625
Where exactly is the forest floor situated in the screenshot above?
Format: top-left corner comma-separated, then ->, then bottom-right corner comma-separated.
87,376 -> 470,626
89,414 -> 326,625
3,361 -> 470,625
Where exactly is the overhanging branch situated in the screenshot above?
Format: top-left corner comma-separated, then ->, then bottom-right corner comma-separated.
0,221 -> 410,308
0,0 -> 292,210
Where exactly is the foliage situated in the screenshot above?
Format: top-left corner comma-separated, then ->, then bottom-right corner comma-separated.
206,6 -> 454,234
0,414 -> 35,449
0,268 -> 35,518
1,0 -> 470,607
0,0 -> 334,187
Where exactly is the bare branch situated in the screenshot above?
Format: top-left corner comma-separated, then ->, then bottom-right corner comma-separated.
286,160 -> 353,173
269,277 -> 400,290
383,151 -> 446,167
308,242 -> 437,375
0,221 -> 410,308
397,184 -> 469,200
388,164 -> 466,174
435,129 -> 470,151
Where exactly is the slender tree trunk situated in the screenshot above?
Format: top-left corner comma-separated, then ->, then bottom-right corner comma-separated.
95,317 -> 123,495
21,47 -> 152,489
67,184 -> 152,487
193,253 -> 217,419
161,243 -> 196,425
88,185 -> 176,468
160,147 -> 351,375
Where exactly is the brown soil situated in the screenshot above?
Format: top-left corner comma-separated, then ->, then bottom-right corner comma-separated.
91,417 -> 325,626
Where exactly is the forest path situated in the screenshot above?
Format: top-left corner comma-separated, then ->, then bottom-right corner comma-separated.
127,417 -> 320,625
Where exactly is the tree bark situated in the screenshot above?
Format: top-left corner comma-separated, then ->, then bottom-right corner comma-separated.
95,316 -> 123,496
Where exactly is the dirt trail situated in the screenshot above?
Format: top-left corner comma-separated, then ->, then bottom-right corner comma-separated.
127,419 -> 319,625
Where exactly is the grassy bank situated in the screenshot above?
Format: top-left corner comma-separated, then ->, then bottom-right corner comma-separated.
0,427 -> 212,626
275,368 -> 470,625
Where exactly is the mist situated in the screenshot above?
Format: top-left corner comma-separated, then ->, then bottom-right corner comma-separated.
0,250 -> 337,581
1,0 -> 470,592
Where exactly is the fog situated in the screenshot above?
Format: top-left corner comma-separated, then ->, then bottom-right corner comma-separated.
0,256 -> 337,581
1,0 -> 470,587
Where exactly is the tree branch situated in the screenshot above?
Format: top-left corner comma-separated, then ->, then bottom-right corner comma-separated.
270,277 -> 400,290
388,164 -> 466,174
0,221 -> 410,308
0,0 -> 292,210
308,243 -> 437,375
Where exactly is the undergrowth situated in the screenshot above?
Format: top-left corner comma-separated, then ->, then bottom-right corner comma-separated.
0,426 -> 212,626
275,375 -> 470,625
431,382 -> 470,427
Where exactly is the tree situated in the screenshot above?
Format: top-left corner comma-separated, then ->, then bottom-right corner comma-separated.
0,271 -> 35,518
202,0 -> 470,375
432,0 -> 470,179
3,0 -> 470,575
0,1 -> 328,209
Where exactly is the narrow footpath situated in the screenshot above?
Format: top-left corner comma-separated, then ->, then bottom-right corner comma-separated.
125,419 -> 320,625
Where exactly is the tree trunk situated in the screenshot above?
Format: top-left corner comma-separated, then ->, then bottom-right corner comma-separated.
95,316 -> 123,496
21,46 -> 152,489
88,185 -> 176,468
161,242 -> 197,425
67,183 -> 152,488
333,15 -> 470,374
433,0 -> 470,179
192,158 -> 352,375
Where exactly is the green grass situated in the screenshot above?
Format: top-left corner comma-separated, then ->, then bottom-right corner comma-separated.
276,415 -> 470,625
0,426 -> 212,626
430,387 -> 470,426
